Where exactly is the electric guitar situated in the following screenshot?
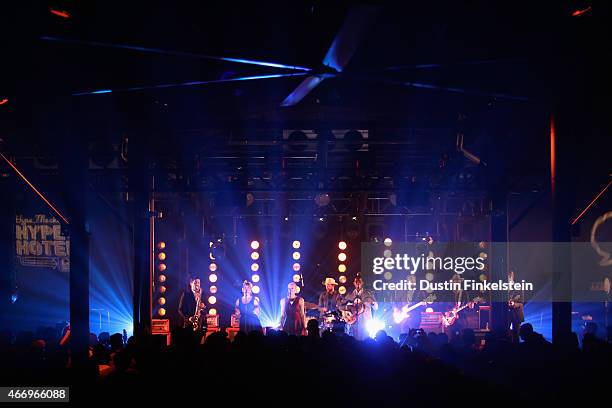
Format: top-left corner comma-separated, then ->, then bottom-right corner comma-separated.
392,301 -> 428,324
441,297 -> 484,327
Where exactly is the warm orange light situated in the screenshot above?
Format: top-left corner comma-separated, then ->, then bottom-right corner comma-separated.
338,253 -> 347,262
158,274 -> 166,283
0,98 -> 8,105
50,9 -> 71,18
252,286 -> 260,294
251,263 -> 259,272
210,285 -> 217,294
158,308 -> 166,316
339,275 -> 347,284
338,286 -> 346,295
158,297 -> 166,305
250,240 -> 260,250
338,241 -> 347,250
157,252 -> 166,261
252,274 -> 260,283
293,274 -> 301,283
209,274 -> 218,283
209,263 -> 217,272
208,296 -> 217,304
209,308 -> 217,316
550,115 -> 556,195
292,252 -> 301,260
572,6 -> 592,17
292,240 -> 301,249
293,263 -> 301,271
158,286 -> 166,294
251,252 -> 260,260
157,242 -> 166,250
338,264 -> 346,273
157,263 -> 166,272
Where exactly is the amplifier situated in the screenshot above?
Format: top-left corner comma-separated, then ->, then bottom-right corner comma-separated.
419,312 -> 443,334
206,314 -> 219,328
230,313 -> 240,328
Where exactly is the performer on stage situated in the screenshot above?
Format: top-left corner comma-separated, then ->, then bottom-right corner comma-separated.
235,280 -> 262,333
318,277 -> 343,316
280,282 -> 306,335
507,269 -> 525,343
343,274 -> 378,340
178,277 -> 206,330
443,274 -> 474,339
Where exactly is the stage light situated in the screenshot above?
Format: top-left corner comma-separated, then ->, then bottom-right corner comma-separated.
479,252 -> 488,259
425,307 -> 434,313
383,249 -> 392,258
293,263 -> 301,272
338,253 -> 347,262
425,272 -> 434,281
159,286 -> 166,294
209,274 -> 218,283
251,240 -> 260,250
339,275 -> 347,284
338,241 -> 347,250
209,263 -> 217,272
157,263 -> 166,272
158,297 -> 166,305
384,238 -> 392,247
479,273 -> 487,282
295,286 -> 301,294
251,252 -> 260,260
157,252 -> 166,261
293,274 -> 301,283
292,240 -> 301,249
252,285 -> 260,294
366,318 -> 385,338
339,286 -> 346,295
479,241 -> 487,249
338,264 -> 346,273
292,252 -> 301,260
251,263 -> 259,272
209,308 -> 217,316
157,242 -> 166,250
210,286 -> 218,294
10,293 -> 18,304
252,274 -> 260,283
208,296 -> 217,305
158,274 -> 166,283
158,308 -> 166,316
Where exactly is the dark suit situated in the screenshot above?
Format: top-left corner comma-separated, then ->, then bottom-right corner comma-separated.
508,286 -> 525,343
178,289 -> 204,329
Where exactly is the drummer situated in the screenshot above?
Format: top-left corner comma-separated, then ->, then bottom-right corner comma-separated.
318,277 -> 343,317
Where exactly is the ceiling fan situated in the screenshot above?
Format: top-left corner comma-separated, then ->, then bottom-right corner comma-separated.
41,5 -> 528,103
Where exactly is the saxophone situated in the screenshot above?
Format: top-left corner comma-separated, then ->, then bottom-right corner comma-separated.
192,289 -> 202,331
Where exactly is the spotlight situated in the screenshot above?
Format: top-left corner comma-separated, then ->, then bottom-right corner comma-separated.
158,274 -> 166,283
252,286 -> 260,294
479,241 -> 487,249
10,293 -> 18,304
292,240 -> 301,249
158,308 -> 166,316
338,264 -> 346,273
250,240 -> 260,250
338,253 -> 347,262
158,297 -> 166,305
208,296 -> 217,304
157,242 -> 166,250
338,286 -> 347,295
209,263 -> 217,272
479,273 -> 487,282
251,263 -> 259,272
479,252 -> 488,259
293,274 -> 301,283
251,252 -> 260,260
338,241 -> 347,250
210,286 -> 218,294
252,274 -> 260,283
366,319 -> 385,338
157,263 -> 167,272
339,276 -> 347,284
384,238 -> 392,247
158,286 -> 166,294
209,308 -> 217,316
209,274 -> 218,283
293,263 -> 301,271
292,252 -> 301,260
425,307 -> 434,313
383,249 -> 392,258
157,252 -> 166,261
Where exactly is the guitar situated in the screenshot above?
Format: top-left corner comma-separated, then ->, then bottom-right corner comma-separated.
441,297 -> 484,327
392,301 -> 428,324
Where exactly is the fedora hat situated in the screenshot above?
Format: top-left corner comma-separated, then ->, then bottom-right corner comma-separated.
322,277 -> 338,286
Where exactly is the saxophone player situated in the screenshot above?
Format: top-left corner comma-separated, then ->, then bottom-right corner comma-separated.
178,277 -> 206,330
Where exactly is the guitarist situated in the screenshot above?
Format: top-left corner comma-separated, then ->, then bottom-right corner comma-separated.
444,274 -> 474,339
343,274 -> 378,340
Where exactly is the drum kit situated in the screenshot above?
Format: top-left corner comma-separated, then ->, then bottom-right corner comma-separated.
304,301 -> 347,334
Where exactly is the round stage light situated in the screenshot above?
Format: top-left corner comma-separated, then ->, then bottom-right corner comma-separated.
208,296 -> 217,305
157,242 -> 166,250
250,240 -> 260,250
209,263 -> 217,272
157,252 -> 166,261
425,307 -> 434,313
338,264 -> 347,273
383,249 -> 392,258
158,285 -> 166,294
158,297 -> 166,305
339,275 -> 347,284
293,263 -> 301,272
338,286 -> 347,295
384,238 -> 392,247
158,308 -> 166,316
158,274 -> 166,283
338,241 -> 347,250
292,252 -> 301,260
251,252 -> 260,260
209,274 -> 218,283
252,274 -> 260,283
295,286 -> 301,294
252,285 -> 260,294
210,285 -> 217,294
479,241 -> 487,249
293,274 -> 301,283
292,240 -> 301,249
479,273 -> 488,282
251,263 -> 259,272
157,263 -> 166,272
479,252 -> 488,260
209,308 -> 217,316
338,253 -> 347,262
425,272 -> 434,281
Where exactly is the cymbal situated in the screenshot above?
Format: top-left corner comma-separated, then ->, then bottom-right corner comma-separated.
303,301 -> 319,310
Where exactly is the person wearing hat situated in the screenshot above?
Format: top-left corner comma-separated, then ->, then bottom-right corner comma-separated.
344,274 -> 378,341
318,277 -> 343,317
